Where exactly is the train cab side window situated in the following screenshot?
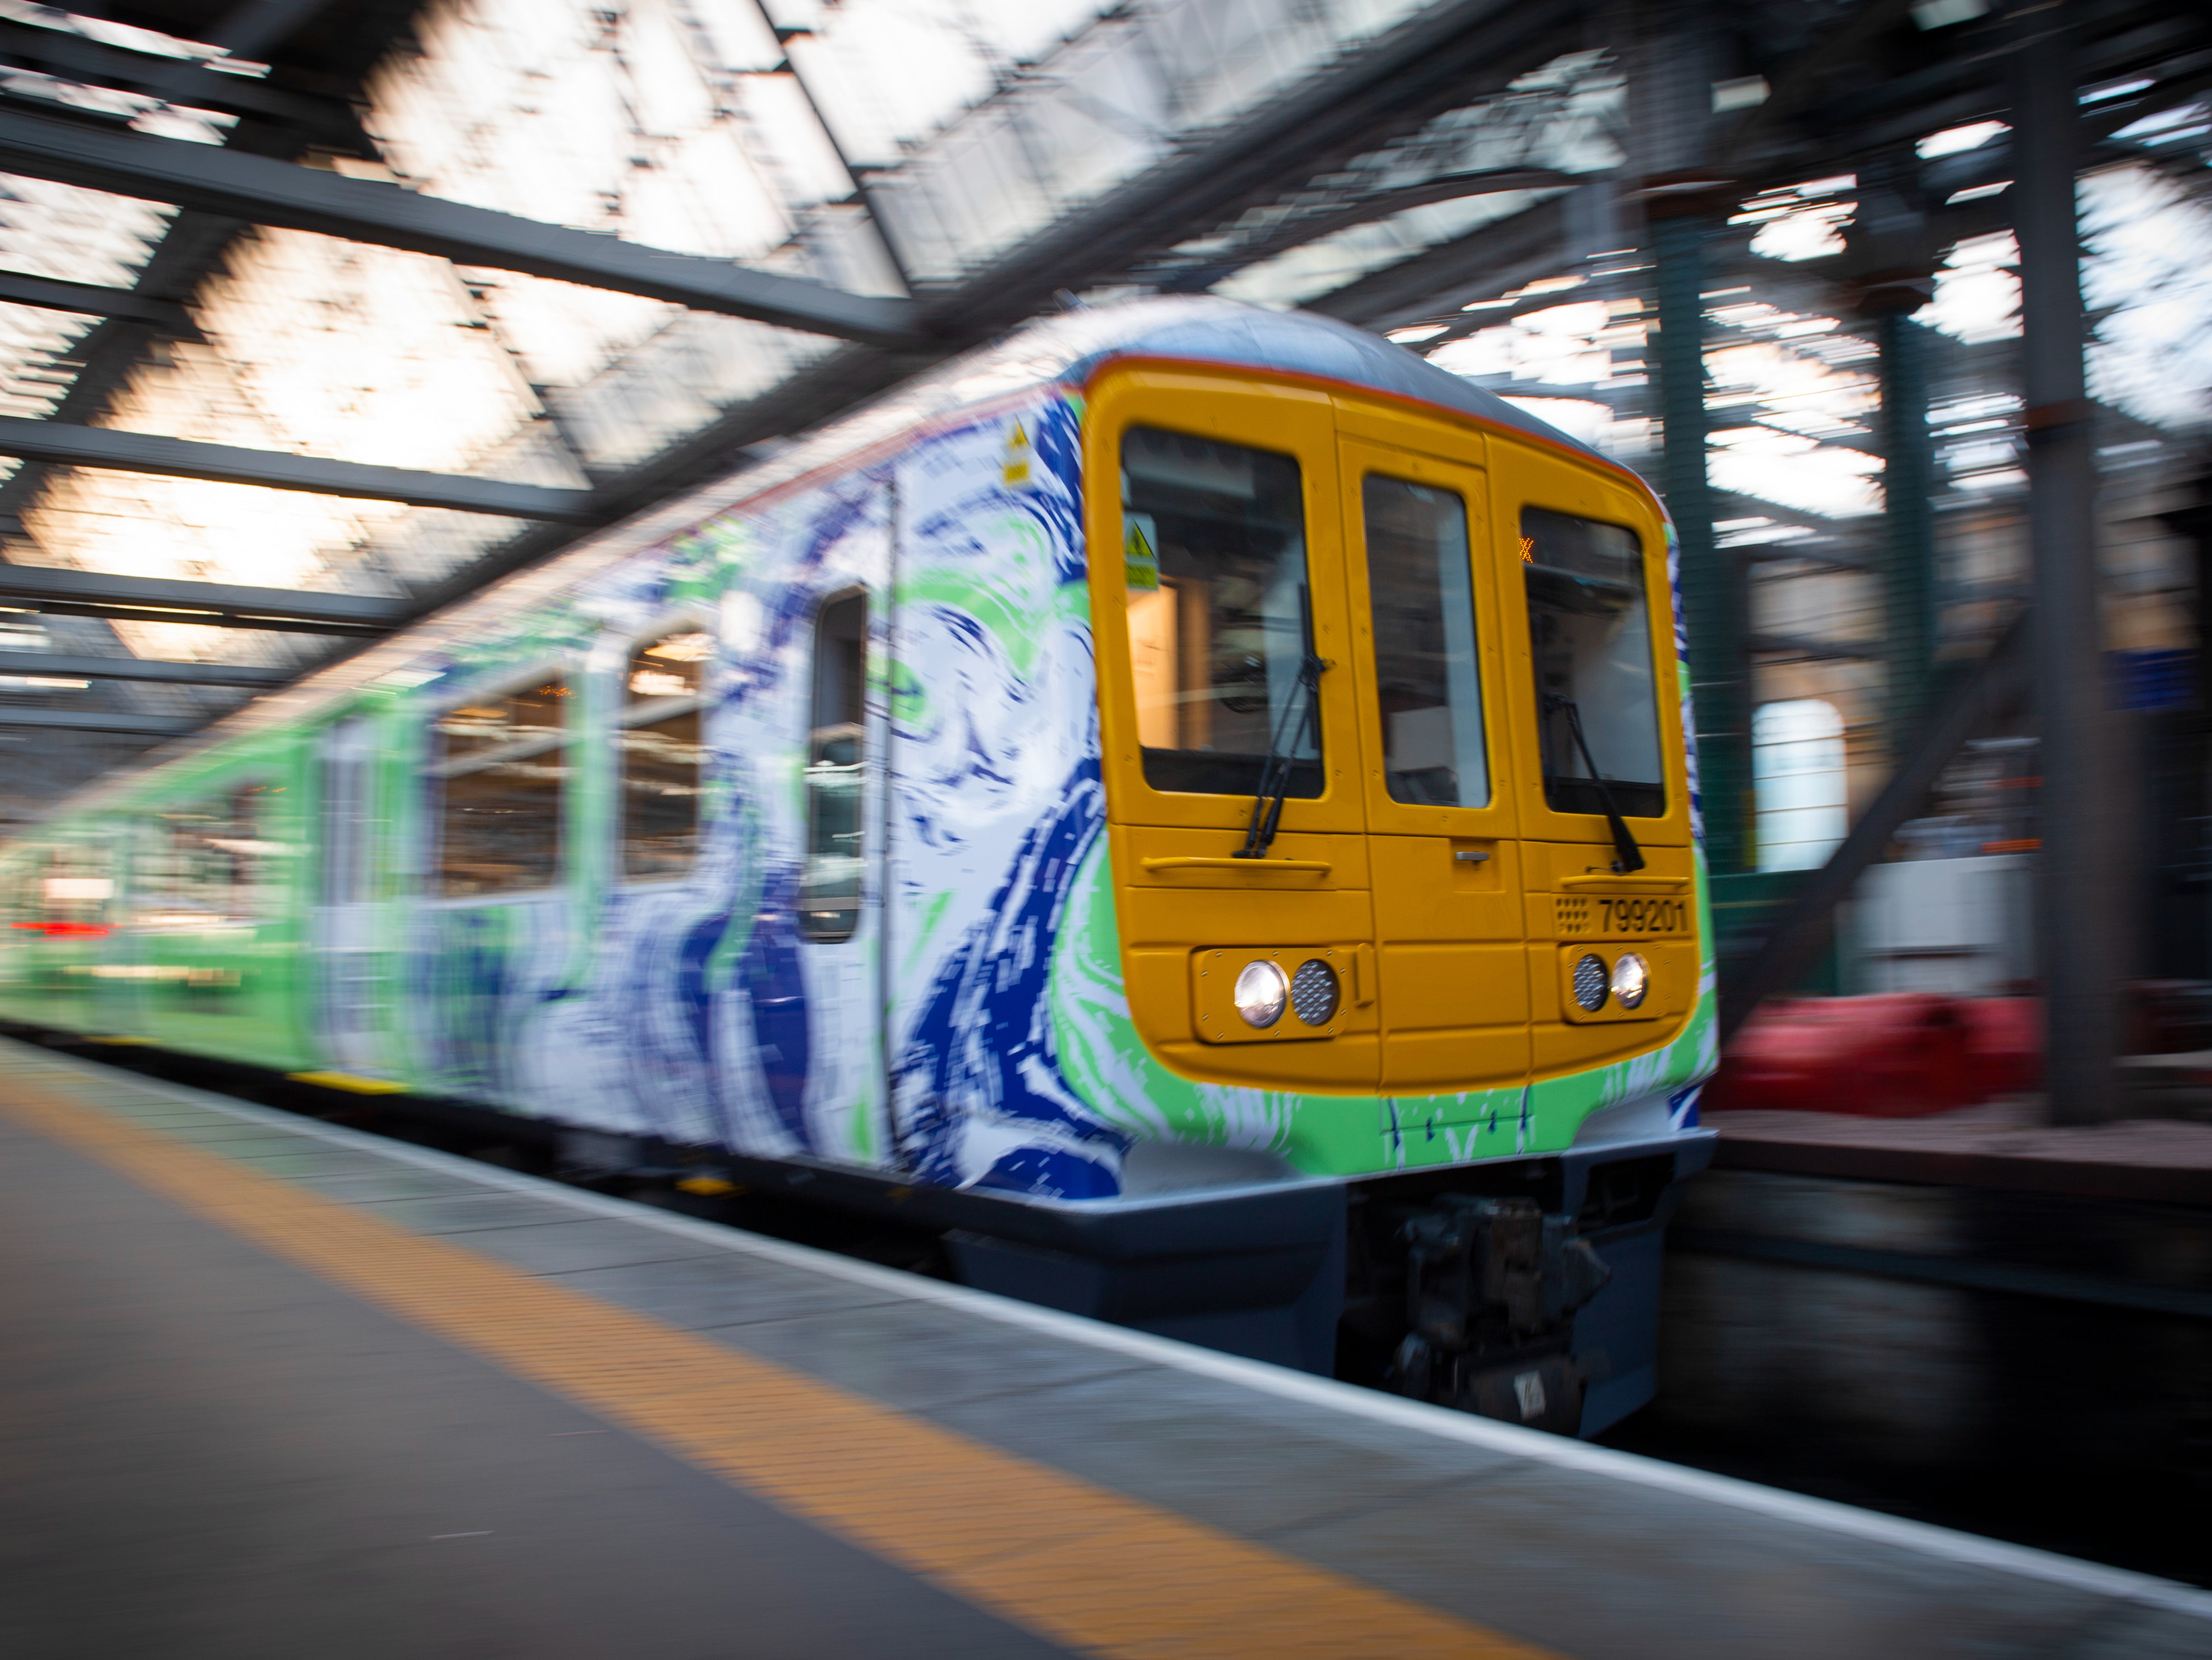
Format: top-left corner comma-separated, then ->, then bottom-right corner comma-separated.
1363,474 -> 1489,807
620,629 -> 711,880
1121,426 -> 1320,798
800,592 -> 867,943
433,677 -> 571,897
1522,508 -> 1666,819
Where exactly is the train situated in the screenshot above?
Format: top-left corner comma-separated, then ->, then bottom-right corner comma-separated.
0,297 -> 1716,1438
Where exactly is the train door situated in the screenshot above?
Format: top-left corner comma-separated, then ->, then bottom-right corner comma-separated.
792,585 -> 886,1158
1488,438 -> 1699,1076
1087,367 -> 1378,1090
1336,432 -> 1531,1108
313,714 -> 391,1076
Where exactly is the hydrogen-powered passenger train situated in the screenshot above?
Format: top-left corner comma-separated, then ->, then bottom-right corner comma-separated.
0,299 -> 1715,1437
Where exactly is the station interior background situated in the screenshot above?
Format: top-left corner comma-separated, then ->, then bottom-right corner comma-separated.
0,0 -> 2206,1590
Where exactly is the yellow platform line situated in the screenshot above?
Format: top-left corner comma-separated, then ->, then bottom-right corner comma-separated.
0,1077 -> 1559,1660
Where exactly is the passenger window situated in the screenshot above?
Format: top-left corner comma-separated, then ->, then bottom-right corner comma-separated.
38,842 -> 116,930
620,630 -> 710,880
433,677 -> 570,897
1362,474 -> 1488,807
1522,508 -> 1665,819
1122,426 -> 1320,798
143,785 -> 274,925
800,593 -> 867,943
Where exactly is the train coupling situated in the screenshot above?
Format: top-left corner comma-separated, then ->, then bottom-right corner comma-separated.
1385,1195 -> 1612,1435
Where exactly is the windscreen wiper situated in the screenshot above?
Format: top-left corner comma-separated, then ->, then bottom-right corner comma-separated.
1543,691 -> 1646,874
1236,589 -> 1327,861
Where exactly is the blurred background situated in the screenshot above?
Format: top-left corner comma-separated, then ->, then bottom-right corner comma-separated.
0,0 -> 2203,1585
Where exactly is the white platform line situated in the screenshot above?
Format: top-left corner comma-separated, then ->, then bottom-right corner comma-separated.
15,1041 -> 2212,1622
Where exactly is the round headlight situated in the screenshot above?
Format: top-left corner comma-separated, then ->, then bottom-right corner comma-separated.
1289,958 -> 1340,1027
1611,951 -> 1650,1010
1571,953 -> 1609,1012
1234,959 -> 1290,1028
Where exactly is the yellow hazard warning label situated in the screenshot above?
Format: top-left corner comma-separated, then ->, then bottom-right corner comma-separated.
1124,512 -> 1159,591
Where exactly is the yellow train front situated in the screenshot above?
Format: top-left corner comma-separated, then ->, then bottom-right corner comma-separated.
1071,316 -> 1714,1434
0,298 -> 1714,1438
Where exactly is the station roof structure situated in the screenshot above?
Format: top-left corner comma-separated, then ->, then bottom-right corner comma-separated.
0,0 -> 2203,819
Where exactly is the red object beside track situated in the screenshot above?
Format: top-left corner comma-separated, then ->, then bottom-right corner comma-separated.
1703,993 -> 1982,1117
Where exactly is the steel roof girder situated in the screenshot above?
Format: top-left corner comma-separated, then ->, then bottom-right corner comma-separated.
0,706 -> 199,734
0,565 -> 404,632
0,650 -> 290,687
0,271 -> 199,335
0,106 -> 925,348
0,416 -> 597,522
0,20 -> 363,142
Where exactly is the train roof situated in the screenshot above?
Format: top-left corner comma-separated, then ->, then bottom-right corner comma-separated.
33,300 -> 1626,814
1049,296 -> 1607,459
710,296 -> 1614,510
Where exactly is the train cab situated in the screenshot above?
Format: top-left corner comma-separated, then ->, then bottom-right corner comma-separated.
1083,361 -> 1702,1123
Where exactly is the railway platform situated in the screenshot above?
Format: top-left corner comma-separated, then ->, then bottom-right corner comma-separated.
2,1034 -> 2206,1660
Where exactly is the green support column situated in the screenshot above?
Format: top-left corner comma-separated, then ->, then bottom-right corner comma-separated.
1652,205 -> 1748,873
1871,304 -> 1937,751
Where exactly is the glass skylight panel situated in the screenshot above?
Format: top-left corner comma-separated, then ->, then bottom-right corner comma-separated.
2082,166 -> 2212,433
1215,192 -> 1548,309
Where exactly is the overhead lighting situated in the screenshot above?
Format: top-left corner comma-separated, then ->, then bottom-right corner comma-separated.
1385,324 -> 1448,343
1460,298 -> 1516,312
1947,182 -> 2012,204
2115,105 -> 2212,145
1919,120 -> 2009,159
1505,274 -> 1586,301
2082,79 -> 2153,104
1712,77 -> 1769,114
1911,0 -> 1989,28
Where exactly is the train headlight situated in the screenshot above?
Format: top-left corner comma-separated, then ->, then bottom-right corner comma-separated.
1571,954 -> 1609,1012
1611,952 -> 1650,1011
1289,958 -> 1339,1027
1234,959 -> 1290,1028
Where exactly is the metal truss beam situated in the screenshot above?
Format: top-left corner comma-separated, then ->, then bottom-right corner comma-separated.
0,417 -> 596,522
0,270 -> 198,335
0,650 -> 288,688
0,566 -> 402,636
0,707 -> 197,735
0,106 -> 925,348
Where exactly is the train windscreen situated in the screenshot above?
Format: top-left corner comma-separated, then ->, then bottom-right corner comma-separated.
1362,473 -> 1489,808
1121,426 -> 1320,799
1522,507 -> 1665,819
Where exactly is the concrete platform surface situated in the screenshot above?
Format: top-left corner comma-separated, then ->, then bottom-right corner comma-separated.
3,1036 -> 2207,1660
